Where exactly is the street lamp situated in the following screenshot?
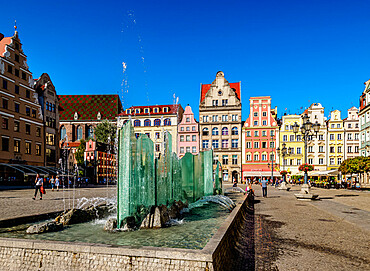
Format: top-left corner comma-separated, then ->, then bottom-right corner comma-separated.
293,114 -> 320,199
277,142 -> 292,190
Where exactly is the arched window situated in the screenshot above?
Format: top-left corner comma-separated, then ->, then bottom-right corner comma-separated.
164,118 -> 171,126
144,119 -> 151,126
212,128 -> 219,136
60,126 -> 66,140
77,126 -> 83,140
134,120 -> 141,127
202,128 -> 209,136
87,126 -> 94,139
154,119 -> 161,126
231,127 -> 238,135
222,127 -> 228,135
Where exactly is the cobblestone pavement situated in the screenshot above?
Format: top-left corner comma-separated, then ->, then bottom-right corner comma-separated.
250,184 -> 370,271
0,186 -> 116,221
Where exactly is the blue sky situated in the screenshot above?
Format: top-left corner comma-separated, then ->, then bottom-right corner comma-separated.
1,0 -> 369,121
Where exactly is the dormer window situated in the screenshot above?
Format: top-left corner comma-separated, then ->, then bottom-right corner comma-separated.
135,108 -> 140,114
97,112 -> 101,120
126,109 -> 131,114
144,108 -> 150,113
163,107 -> 169,113
74,112 -> 78,120
153,108 -> 159,113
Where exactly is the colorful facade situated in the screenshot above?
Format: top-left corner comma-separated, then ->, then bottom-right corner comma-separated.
278,114 -> 304,176
199,71 -> 242,183
118,104 -> 184,158
359,79 -> 370,157
343,107 -> 360,160
326,110 -> 344,170
177,105 -> 199,158
242,96 -> 279,180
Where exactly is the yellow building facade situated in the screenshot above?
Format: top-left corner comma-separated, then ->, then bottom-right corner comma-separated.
279,115 -> 305,176
327,110 -> 344,170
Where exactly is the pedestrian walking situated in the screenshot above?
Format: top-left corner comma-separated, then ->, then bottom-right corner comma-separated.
55,176 -> 60,191
50,176 -> 55,191
33,173 -> 43,200
260,177 -> 268,197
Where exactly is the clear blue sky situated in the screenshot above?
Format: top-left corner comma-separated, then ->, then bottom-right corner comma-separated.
2,0 -> 369,121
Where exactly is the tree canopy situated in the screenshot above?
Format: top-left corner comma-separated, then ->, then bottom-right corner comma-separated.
339,156 -> 370,174
94,120 -> 117,144
75,139 -> 86,167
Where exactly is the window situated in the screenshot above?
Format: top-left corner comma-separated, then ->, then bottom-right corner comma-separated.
36,127 -> 41,137
338,157 -> 342,165
2,137 -> 9,151
153,108 -> 159,113
290,135 -> 295,141
77,126 -> 83,140
246,142 -> 251,148
331,124 -> 335,128
222,155 -> 228,165
135,108 -> 140,114
14,121 -> 19,132
270,130 -> 275,137
2,98 -> 8,109
126,109 -> 131,114
290,148 -> 295,154
180,135 -> 184,142
330,158 -> 334,165
330,134 -> 334,140
145,133 -> 150,138
308,146 -> 313,152
338,146 -> 342,153
270,141 -> 275,148
202,140 -> 209,149
186,126 -> 190,131
254,141 -> 259,148
355,133 -> 359,140
262,142 -> 267,148
290,159 -> 294,165
262,154 -> 267,161
14,102 -> 19,113
180,147 -> 185,153
32,109 -> 36,118
192,146 -> 196,153
337,124 -> 340,128
262,120 -> 267,126
202,128 -> 209,136
154,119 -> 160,126
192,135 -> 196,141
36,144 -> 41,156
232,155 -> 238,165
14,139 -> 20,153
330,147 -> 334,153
22,72 -> 26,80
25,124 -> 30,134
246,131 -> 251,137
156,144 -> 160,152
297,159 -> 301,165
308,158 -> 313,164
253,112 -> 258,117
222,115 -> 228,122
212,128 -> 219,136
144,119 -> 151,126
355,146 -> 359,153
254,154 -> 259,161
254,131 -> 259,137
2,118 -> 8,129
192,126 -> 195,131
60,126 -> 66,139
26,89 -> 30,98
26,107 -> 30,116
319,146 -> 324,152
232,115 -> 238,121
25,142 -> 31,154
87,126 -> 94,139
164,118 -> 171,126
222,99 -> 228,106
212,115 -> 218,122
212,100 -> 218,106
222,139 -> 228,148
319,158 -> 323,165
232,139 -> 238,148
337,134 -> 342,140
155,132 -> 160,139
246,154 -> 251,161
15,85 -> 19,94
2,79 -> 7,90
262,112 -> 267,117
254,121 -> 258,126
297,147 -> 301,154
212,140 -> 219,148
283,135 -> 287,142
144,108 -> 149,113
262,131 -> 267,136
186,147 -> 190,153
222,127 -> 228,135
318,134 -> 323,140
135,133 -> 140,139
134,120 -> 141,127
14,68 -> 19,77
180,127 -> 184,131
203,116 -> 208,122
348,146 -> 352,153
186,135 -> 190,142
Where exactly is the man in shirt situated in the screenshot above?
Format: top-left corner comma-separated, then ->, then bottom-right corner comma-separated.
260,177 -> 268,197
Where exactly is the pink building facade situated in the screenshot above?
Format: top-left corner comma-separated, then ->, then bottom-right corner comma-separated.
177,105 -> 199,158
242,97 -> 279,181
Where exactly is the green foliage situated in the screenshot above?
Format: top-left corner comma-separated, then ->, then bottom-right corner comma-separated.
95,120 -> 117,144
339,156 -> 370,174
75,139 -> 86,167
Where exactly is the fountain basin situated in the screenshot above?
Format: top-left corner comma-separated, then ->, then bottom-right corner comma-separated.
0,193 -> 253,270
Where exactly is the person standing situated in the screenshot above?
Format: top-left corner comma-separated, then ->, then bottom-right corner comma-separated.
55,176 -> 60,191
50,176 -> 55,191
33,173 -> 43,200
260,177 -> 268,197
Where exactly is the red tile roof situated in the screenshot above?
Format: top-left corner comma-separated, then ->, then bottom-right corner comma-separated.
200,82 -> 241,103
58,95 -> 123,121
119,104 -> 183,116
0,35 -> 12,57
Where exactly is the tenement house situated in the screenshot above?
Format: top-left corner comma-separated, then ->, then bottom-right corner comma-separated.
199,71 -> 242,183
177,105 -> 199,158
359,78 -> 370,157
343,107 -> 359,160
0,30 -> 44,170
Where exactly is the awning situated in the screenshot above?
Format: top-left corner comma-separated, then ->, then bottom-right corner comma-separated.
243,171 -> 281,177
309,169 -> 339,176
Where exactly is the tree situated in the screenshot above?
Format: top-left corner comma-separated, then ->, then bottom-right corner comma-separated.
75,139 -> 86,167
94,120 -> 117,144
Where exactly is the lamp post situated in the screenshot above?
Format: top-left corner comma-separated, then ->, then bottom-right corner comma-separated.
293,114 -> 320,199
277,142 -> 293,190
269,133 -> 276,183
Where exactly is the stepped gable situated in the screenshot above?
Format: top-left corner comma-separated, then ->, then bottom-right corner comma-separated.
200,82 -> 241,103
58,94 -> 123,121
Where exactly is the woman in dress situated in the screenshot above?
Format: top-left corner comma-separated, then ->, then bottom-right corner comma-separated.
33,173 -> 43,200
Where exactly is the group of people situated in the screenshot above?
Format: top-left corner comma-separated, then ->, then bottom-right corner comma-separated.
32,174 -> 60,200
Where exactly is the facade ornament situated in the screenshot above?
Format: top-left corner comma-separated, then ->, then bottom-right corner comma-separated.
0,59 -> 4,74
97,112 -> 101,120
74,112 -> 78,120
